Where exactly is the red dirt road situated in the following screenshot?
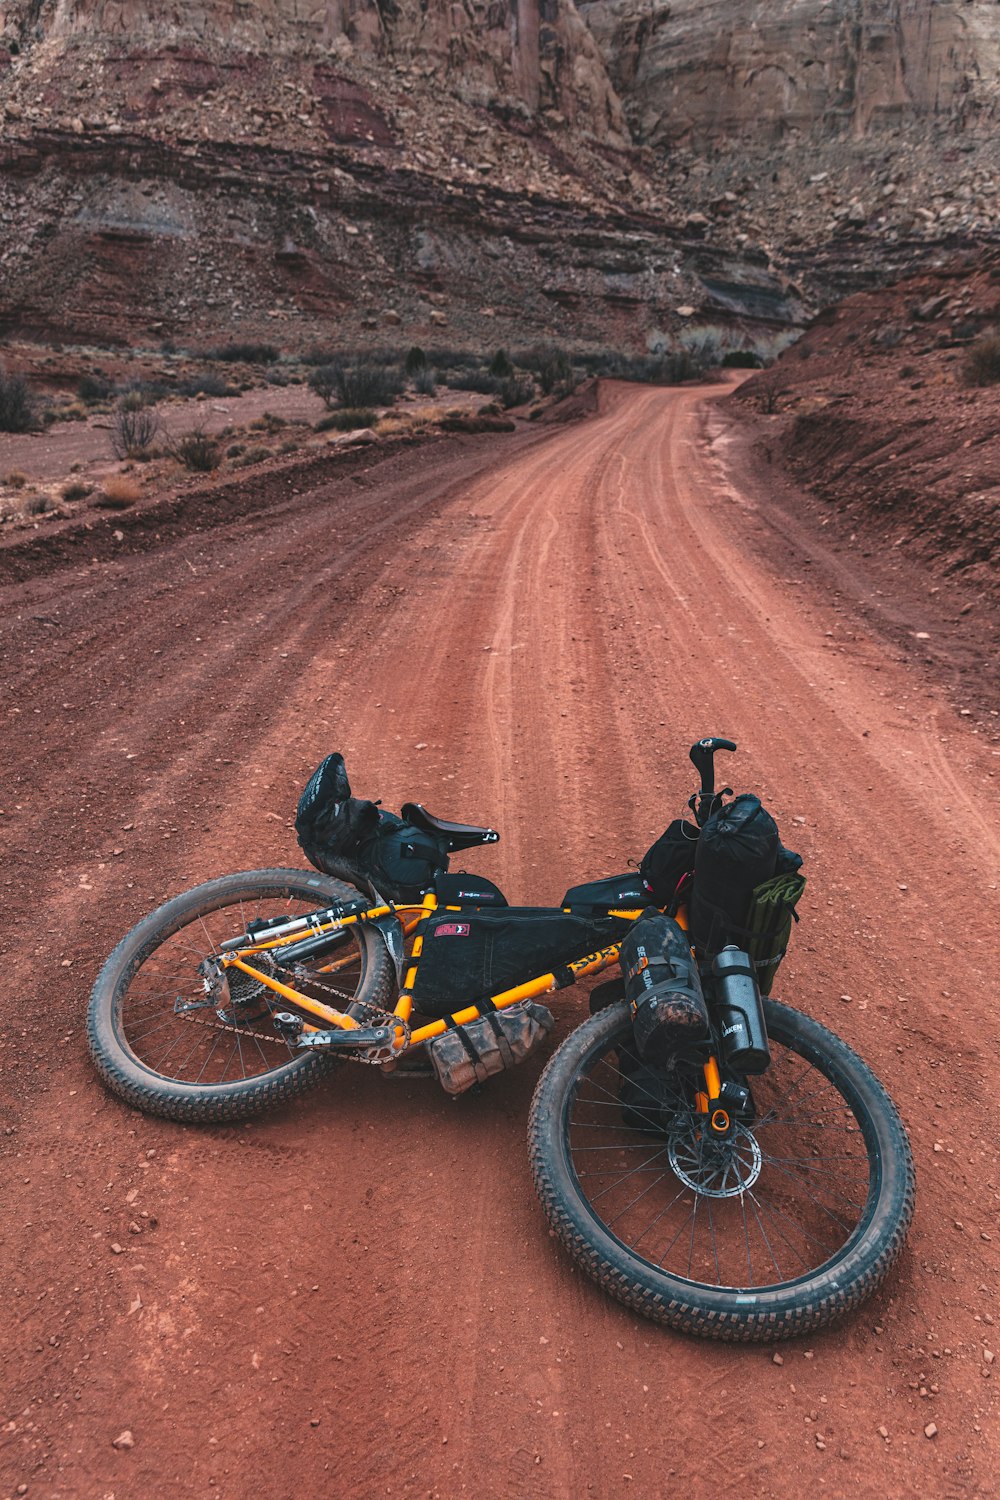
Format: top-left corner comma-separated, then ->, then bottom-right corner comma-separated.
1,383 -> 997,1499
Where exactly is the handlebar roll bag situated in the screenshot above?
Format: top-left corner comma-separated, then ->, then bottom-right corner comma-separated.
688,795 -> 778,955
618,909 -> 709,1065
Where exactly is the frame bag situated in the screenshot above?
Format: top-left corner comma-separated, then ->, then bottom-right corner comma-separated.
411,908 -> 617,1019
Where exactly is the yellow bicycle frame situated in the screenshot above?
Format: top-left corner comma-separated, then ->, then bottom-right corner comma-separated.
218,894 -> 726,1112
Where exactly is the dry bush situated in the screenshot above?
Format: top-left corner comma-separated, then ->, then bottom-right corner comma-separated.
168,427 -> 221,472
61,479 -> 92,502
963,331 -> 1000,386
110,402 -> 160,460
96,476 -> 143,508
4,470 -> 28,489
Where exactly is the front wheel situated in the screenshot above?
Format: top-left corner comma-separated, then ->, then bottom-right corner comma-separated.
87,868 -> 396,1123
528,1000 -> 914,1340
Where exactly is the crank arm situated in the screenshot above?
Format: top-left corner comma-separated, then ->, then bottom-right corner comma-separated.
273,1013 -> 409,1064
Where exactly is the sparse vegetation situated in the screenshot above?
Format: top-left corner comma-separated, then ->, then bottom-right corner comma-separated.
110,401 -> 160,460
309,361 -> 402,409
248,412 -> 287,433
445,369 -> 500,395
78,374 -> 113,404
61,479 -> 92,502
489,349 -> 514,378
413,368 -> 437,396
26,494 -> 56,516
5,470 -> 28,490
207,342 -> 279,364
169,426 -> 221,472
404,346 -> 428,375
97,476 -> 143,508
315,408 -> 378,433
0,366 -> 38,432
497,376 -> 534,409
963,330 -> 1000,386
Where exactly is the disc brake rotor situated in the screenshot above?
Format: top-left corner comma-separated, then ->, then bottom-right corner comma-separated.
668,1123 -> 763,1199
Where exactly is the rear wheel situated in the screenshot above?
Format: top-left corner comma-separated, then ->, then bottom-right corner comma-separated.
87,868 -> 396,1123
528,1000 -> 914,1340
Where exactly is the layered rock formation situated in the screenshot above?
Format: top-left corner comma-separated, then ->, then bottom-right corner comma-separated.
580,0 -> 1000,147
0,0 -> 626,142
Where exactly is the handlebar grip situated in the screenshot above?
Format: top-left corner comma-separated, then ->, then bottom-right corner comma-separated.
689,737 -> 737,781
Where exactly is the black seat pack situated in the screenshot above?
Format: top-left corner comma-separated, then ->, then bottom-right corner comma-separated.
411,908 -> 617,1019
688,794 -> 778,955
295,754 -> 449,902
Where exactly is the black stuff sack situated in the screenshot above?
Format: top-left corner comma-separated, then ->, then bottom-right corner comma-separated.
411,908 -> 616,1019
688,795 -> 779,956
295,753 -> 380,877
619,909 -> 709,1065
639,820 -> 700,909
295,754 -> 449,902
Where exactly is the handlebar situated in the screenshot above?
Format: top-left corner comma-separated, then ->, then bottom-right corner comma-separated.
689,736 -> 737,825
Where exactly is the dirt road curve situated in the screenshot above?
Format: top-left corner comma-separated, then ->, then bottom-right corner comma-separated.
1,382 -> 997,1499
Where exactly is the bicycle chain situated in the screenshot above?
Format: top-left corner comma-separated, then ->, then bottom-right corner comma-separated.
175,954 -> 398,1038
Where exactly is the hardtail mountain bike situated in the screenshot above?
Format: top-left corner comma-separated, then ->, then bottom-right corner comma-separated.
87,737 -> 914,1340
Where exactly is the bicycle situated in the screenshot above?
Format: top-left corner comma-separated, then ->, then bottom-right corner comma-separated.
87,737 -> 915,1341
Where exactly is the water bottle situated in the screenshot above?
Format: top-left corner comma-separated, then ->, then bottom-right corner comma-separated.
712,946 -> 771,1074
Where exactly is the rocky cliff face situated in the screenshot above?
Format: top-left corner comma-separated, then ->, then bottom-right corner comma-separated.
0,0 -> 626,141
1,0 -> 998,352
579,0 -> 1000,147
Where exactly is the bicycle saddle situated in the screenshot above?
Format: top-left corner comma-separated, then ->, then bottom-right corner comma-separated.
401,803 -> 500,852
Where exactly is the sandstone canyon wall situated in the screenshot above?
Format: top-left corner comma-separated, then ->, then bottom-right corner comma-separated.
0,0 -> 626,141
579,0 -> 1000,146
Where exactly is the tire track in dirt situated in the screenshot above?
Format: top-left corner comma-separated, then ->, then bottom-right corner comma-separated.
1,385 -> 997,1500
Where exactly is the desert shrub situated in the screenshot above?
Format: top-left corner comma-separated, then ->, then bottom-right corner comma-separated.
110,401 -> 160,460
4,470 -> 28,489
207,342 -> 279,364
227,442 -> 246,457
175,373 -> 236,398
489,348 -> 514,378
96,475 -> 143,508
265,369 -> 290,386
527,345 -> 572,394
310,361 -> 401,408
61,479 -> 92,502
26,494 -> 56,516
412,368 -> 437,396
78,374 -> 113,404
233,446 -> 274,468
248,411 -> 287,433
404,345 -> 428,375
963,331 -> 1000,386
169,427 -> 220,472
279,438 -> 299,454
315,408 -> 378,433
0,366 -> 38,432
445,369 -> 500,395
116,381 -> 161,408
755,379 -> 786,414
497,376 -> 534,409
308,365 -> 339,407
51,401 -> 88,423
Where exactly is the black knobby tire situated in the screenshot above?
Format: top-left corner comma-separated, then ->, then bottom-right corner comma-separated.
87,868 -> 396,1123
528,1000 -> 914,1341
